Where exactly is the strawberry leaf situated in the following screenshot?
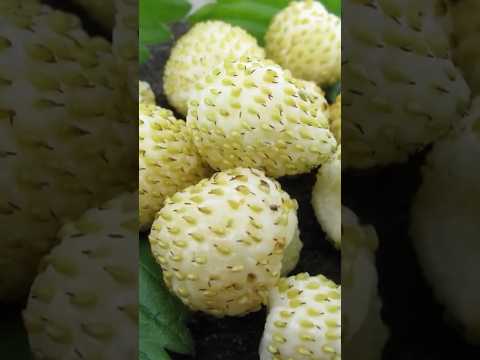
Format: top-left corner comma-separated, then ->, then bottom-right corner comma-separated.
139,239 -> 194,360
140,0 -> 191,63
321,0 -> 342,15
139,23 -> 171,63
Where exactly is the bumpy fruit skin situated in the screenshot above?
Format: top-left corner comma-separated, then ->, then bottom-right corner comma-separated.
265,0 -> 341,86
449,0 -> 480,95
330,95 -> 341,143
73,0 -> 115,29
411,98 -> 480,344
294,78 -> 328,109
312,147 -> 341,248
139,104 -> 210,231
259,273 -> 341,360
113,0 -> 137,100
23,192 -> 138,360
188,57 -> 337,178
0,2 -> 135,301
342,207 -> 388,359
343,0 -> 470,168
139,80 -> 155,105
163,20 -> 265,116
149,168 -> 302,317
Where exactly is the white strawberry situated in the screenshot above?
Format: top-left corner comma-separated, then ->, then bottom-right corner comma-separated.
295,77 -> 329,111
330,94 -> 341,143
187,57 -> 337,178
312,146 -> 341,248
23,192 -> 137,360
259,273 -> 341,360
139,80 -> 155,105
163,20 -> 265,116
139,103 -> 210,230
149,167 -> 302,317
265,0 -> 341,86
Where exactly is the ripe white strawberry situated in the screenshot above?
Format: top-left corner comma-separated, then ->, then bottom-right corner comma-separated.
343,0 -> 470,168
188,57 -> 337,178
449,0 -> 480,95
265,0 -> 341,86
23,192 -> 137,360
259,273 -> 341,360
312,146 -> 341,248
342,207 -> 388,359
73,0 -> 115,29
163,20 -> 265,116
330,94 -> 341,143
0,2 -> 135,301
149,168 -> 302,317
139,104 -> 210,230
411,98 -> 480,344
139,80 -> 155,105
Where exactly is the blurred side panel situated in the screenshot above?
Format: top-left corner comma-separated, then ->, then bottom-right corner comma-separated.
343,0 -> 480,358
0,0 -> 138,358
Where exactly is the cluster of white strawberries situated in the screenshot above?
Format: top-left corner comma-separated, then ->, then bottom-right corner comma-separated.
142,0 -> 480,356
141,1 -> 343,359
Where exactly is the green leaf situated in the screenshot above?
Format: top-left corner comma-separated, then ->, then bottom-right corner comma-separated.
191,2 -> 275,24
139,239 -> 194,360
139,23 -> 170,63
216,0 -> 291,8
0,311 -> 32,359
139,44 -> 150,64
140,0 -> 191,24
141,24 -> 171,45
139,0 -> 191,63
321,0 -> 341,16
